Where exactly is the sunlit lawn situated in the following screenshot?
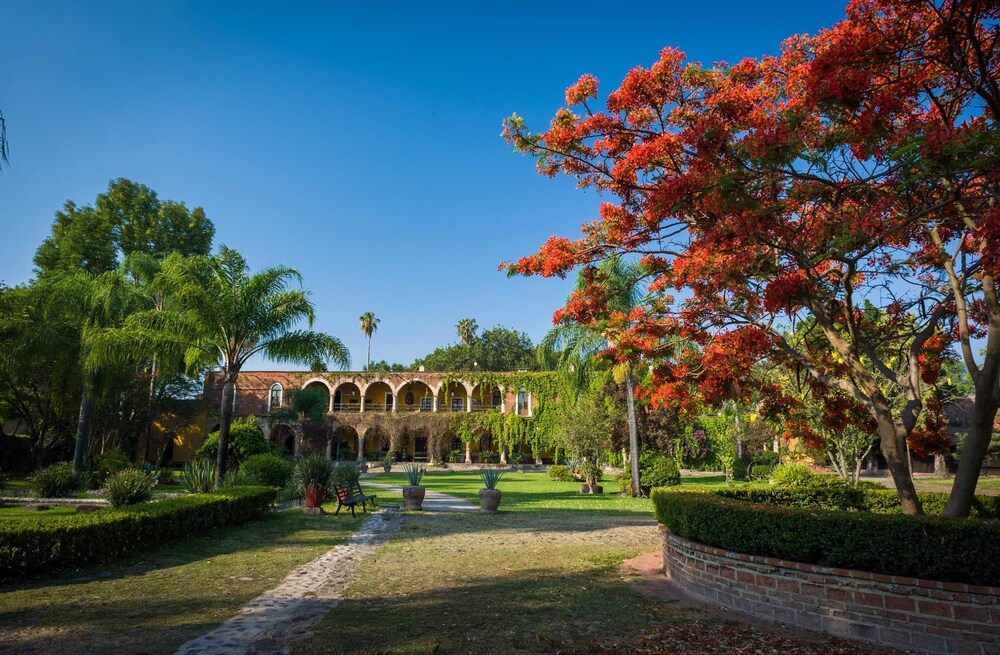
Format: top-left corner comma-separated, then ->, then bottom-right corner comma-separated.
916,476 -> 1000,491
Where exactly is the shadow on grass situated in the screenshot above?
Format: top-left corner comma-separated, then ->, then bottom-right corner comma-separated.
0,509 -> 363,590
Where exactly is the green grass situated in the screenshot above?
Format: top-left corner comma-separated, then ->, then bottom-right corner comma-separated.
0,505 -> 79,521
0,508 -> 364,655
917,476 -> 1000,491
364,470 -> 758,514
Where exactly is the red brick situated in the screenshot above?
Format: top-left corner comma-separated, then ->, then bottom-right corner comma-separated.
737,571 -> 755,584
800,583 -> 825,598
952,605 -> 989,623
885,595 -> 916,612
855,592 -> 885,608
827,588 -> 852,603
918,600 -> 953,617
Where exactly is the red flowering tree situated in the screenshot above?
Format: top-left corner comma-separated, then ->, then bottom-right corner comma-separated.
503,0 -> 999,516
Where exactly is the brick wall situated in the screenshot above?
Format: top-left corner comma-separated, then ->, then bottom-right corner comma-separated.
660,525 -> 999,655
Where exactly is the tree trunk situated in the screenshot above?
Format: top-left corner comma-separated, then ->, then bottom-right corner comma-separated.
625,370 -> 641,497
142,354 -> 159,464
876,413 -> 922,514
215,378 -> 236,488
72,385 -> 93,474
357,431 -> 365,461
933,453 -> 948,477
944,409 -> 998,517
366,337 -> 371,371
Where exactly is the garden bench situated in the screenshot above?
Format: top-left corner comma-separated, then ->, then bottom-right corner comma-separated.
333,484 -> 368,517
350,481 -> 377,511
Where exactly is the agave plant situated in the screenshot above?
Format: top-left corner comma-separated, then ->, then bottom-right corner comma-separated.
293,452 -> 335,493
402,463 -> 425,486
182,460 -> 216,494
480,467 -> 505,490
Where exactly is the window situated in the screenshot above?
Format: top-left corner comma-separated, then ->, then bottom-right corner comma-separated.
451,396 -> 465,411
517,388 -> 529,415
405,391 -> 414,405
269,383 -> 283,411
491,389 -> 502,408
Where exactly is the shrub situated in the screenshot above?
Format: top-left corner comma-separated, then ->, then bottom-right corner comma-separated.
748,450 -> 780,466
293,453 -> 335,493
331,462 -> 361,485
196,417 -> 272,467
240,454 -> 293,488
91,450 -> 133,481
221,467 -> 252,488
30,462 -> 79,498
547,465 -> 574,482
614,469 -> 633,494
0,486 -> 276,575
478,450 -> 500,464
181,460 -> 216,494
0,470 -> 9,489
652,488 -> 1000,585
448,449 -> 464,464
641,455 -> 680,490
103,468 -> 155,508
769,464 -> 818,486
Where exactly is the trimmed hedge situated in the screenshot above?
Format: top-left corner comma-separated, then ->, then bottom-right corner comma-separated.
652,488 -> 1000,585
713,485 -> 1000,519
0,486 -> 277,576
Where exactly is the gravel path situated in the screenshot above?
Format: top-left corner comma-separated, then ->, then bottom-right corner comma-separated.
171,509 -> 401,655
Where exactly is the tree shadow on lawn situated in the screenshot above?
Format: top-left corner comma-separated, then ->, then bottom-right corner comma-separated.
0,508 -> 364,590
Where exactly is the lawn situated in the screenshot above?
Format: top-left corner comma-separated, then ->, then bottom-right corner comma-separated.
363,470 -> 752,515
0,505 -> 78,522
915,476 -> 1000,491
0,506 -> 363,655
294,471 -> 878,655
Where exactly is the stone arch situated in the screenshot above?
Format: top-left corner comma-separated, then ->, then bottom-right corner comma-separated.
363,380 -> 394,412
331,423 -> 359,460
332,381 -> 362,412
437,381 -> 470,412
471,383 -> 504,411
397,380 -> 435,412
302,379 -> 331,413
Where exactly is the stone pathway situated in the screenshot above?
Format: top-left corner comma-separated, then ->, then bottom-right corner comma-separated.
362,483 -> 478,512
172,508 -> 401,655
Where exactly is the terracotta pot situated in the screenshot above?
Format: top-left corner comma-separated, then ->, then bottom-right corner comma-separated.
305,485 -> 324,508
402,485 -> 425,510
479,488 -> 501,513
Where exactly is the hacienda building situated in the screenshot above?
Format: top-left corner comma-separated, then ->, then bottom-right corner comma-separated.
148,370 -> 548,465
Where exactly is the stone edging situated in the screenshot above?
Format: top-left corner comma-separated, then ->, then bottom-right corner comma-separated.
660,525 -> 999,655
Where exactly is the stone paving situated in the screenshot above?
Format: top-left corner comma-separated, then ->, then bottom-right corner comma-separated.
362,482 -> 478,512
172,508 -> 401,655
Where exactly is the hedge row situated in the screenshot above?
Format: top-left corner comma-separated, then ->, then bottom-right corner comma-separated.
652,488 -> 1000,585
713,485 -> 1000,519
0,486 -> 277,575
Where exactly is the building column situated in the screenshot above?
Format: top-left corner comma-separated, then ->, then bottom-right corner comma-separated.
360,395 -> 366,413
392,393 -> 398,413
465,441 -> 472,464
357,427 -> 366,461
500,387 -> 507,414
528,392 -> 533,417
466,395 -> 472,412
432,396 -> 438,412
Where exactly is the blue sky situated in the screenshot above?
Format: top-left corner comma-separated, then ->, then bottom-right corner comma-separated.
0,0 -> 850,369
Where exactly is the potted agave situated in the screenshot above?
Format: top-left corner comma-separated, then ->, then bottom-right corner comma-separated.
401,463 -> 426,510
382,453 -> 393,474
479,467 -> 504,513
294,453 -> 335,511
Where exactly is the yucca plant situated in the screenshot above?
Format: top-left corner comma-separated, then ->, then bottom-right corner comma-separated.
402,463 -> 425,486
293,452 -> 335,493
181,460 -> 216,494
104,467 -> 155,507
480,467 -> 505,490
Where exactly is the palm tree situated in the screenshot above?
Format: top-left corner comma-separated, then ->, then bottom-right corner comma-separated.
358,312 -> 379,371
119,247 -> 350,485
456,317 -> 478,346
542,255 -> 645,496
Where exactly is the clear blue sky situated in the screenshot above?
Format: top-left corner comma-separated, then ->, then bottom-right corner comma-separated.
0,0 -> 850,369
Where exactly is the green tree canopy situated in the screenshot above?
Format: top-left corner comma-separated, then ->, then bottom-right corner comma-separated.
413,325 -> 537,371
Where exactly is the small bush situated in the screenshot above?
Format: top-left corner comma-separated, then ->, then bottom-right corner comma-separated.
181,460 -> 216,494
769,464 -> 818,486
641,455 -> 680,490
91,450 -> 133,480
331,462 -> 361,485
547,464 -> 574,482
652,488 -> 1000,585
748,450 -> 780,466
478,450 -> 500,464
103,468 -> 154,508
0,470 -> 9,489
615,469 -> 633,494
30,462 -> 79,498
448,449 -> 464,464
196,417 -> 273,468
240,454 -> 293,488
0,486 -> 276,575
221,467 -> 252,488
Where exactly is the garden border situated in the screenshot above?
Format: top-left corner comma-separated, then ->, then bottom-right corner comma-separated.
660,526 -> 999,655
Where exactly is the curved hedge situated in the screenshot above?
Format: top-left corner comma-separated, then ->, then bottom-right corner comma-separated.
652,488 -> 1000,585
0,486 -> 277,576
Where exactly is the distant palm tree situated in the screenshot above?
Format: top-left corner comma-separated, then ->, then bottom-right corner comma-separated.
456,317 -> 478,346
359,312 -> 380,371
114,248 -> 350,485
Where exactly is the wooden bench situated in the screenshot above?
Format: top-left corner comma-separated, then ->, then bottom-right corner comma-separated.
333,484 -> 368,517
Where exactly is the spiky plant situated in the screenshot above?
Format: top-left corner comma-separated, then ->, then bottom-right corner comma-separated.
402,463 -> 425,486
480,467 -> 505,490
